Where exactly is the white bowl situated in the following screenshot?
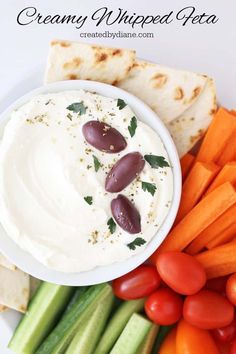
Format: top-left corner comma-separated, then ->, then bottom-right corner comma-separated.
0,80 -> 181,286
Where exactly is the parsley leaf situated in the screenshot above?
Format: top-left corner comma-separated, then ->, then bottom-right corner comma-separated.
117,98 -> 127,110
66,102 -> 87,115
127,237 -> 146,250
107,218 -> 116,234
144,154 -> 170,169
128,116 -> 137,137
141,181 -> 157,196
93,155 -> 101,172
84,196 -> 93,205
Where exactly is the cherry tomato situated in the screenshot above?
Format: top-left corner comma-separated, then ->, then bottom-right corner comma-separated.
183,290 -> 234,329
212,319 -> 236,343
230,339 -> 236,354
176,319 -> 220,354
205,276 -> 228,294
145,288 -> 183,325
112,265 -> 161,300
226,274 -> 236,305
156,251 -> 206,295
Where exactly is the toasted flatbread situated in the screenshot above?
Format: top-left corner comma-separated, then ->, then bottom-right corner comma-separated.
0,266 -> 30,313
44,41 -> 216,156
0,253 -> 16,271
45,40 -> 136,85
117,60 -> 208,123
167,78 -> 217,157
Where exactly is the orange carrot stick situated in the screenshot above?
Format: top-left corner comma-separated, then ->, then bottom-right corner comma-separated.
205,162 -> 236,195
186,203 -> 236,255
195,108 -> 236,163
217,131 -> 236,166
195,241 -> 236,279
180,153 -> 195,181
206,222 -> 236,249
231,110 -> 236,116
175,162 -> 219,224
150,182 -> 236,263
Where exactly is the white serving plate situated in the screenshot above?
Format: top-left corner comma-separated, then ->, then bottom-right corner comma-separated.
0,80 -> 181,286
0,79 -> 181,353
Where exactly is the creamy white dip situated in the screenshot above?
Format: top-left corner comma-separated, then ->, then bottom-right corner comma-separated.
0,90 -> 173,272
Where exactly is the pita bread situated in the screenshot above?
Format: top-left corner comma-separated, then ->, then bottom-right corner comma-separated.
117,60 -> 208,123
44,41 -> 216,156
45,40 -> 135,85
167,78 -> 217,157
0,265 -> 30,313
0,252 -> 16,271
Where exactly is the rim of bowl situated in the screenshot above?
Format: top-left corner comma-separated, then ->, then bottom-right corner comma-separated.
0,80 -> 182,285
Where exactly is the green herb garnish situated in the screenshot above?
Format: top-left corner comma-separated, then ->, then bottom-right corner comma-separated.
107,218 -> 116,234
141,181 -> 157,196
84,196 -> 93,205
93,155 -> 101,172
67,113 -> 73,121
67,102 -> 87,115
117,99 -> 127,110
144,154 -> 170,168
128,116 -> 137,137
127,237 -> 146,250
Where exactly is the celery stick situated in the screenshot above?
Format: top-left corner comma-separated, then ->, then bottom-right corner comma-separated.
66,292 -> 114,354
137,324 -> 159,354
36,283 -> 112,354
110,313 -> 152,354
95,298 -> 145,354
8,282 -> 74,354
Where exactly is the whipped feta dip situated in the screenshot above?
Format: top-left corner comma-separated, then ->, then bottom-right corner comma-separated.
0,90 -> 173,272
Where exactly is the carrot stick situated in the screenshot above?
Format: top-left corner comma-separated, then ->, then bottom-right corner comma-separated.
195,241 -> 236,279
217,131 -> 236,166
231,110 -> 236,116
206,222 -> 236,249
150,182 -> 236,263
186,203 -> 236,255
195,108 -> 236,163
205,162 -> 236,195
180,153 -> 195,181
175,162 -> 219,224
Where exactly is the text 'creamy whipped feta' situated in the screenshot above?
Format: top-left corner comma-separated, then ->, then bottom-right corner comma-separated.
0,90 -> 173,272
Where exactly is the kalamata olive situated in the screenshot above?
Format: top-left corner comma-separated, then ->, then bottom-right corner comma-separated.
111,194 -> 141,234
106,152 -> 145,193
82,121 -> 127,153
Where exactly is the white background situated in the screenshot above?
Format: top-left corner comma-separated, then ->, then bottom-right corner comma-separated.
0,0 -> 236,351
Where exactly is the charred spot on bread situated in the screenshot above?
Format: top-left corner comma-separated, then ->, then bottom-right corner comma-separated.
174,87 -> 184,100
63,57 -> 83,69
112,49 -> 122,56
67,74 -> 78,80
51,40 -> 70,48
152,73 -> 168,88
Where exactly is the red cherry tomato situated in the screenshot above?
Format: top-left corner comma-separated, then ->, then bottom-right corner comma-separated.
145,288 -> 183,325
156,251 -> 206,295
230,339 -> 236,354
112,265 -> 161,300
212,319 -> 236,343
183,290 -> 234,329
226,274 -> 236,305
205,276 -> 228,294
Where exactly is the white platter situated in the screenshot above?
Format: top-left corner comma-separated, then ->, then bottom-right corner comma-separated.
0,80 -> 181,286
